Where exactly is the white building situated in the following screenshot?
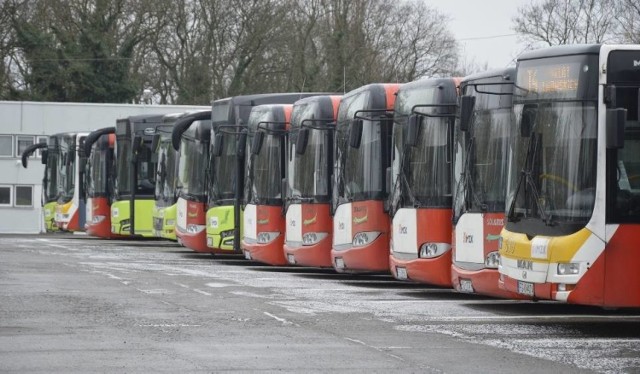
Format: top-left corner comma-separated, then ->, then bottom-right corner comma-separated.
0,101 -> 209,234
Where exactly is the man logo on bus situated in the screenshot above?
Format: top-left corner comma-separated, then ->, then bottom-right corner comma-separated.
398,224 -> 408,234
634,60 -> 640,67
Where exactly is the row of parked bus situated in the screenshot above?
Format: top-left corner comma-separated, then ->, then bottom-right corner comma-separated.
23,44 -> 640,308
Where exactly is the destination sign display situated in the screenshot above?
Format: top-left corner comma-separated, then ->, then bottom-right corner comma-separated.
518,62 -> 581,97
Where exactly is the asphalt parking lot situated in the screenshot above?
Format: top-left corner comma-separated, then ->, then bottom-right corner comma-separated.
1,234 -> 639,373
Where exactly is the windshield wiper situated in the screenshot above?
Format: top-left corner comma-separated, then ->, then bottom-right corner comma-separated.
454,137 -> 487,219
507,134 -> 552,225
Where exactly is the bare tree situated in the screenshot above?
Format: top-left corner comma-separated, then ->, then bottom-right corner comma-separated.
614,0 -> 640,43
513,0 -> 617,47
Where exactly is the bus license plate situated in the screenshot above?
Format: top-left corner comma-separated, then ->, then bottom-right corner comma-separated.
287,254 -> 296,265
396,267 -> 408,280
335,257 -> 345,270
459,279 -> 474,293
517,280 -> 534,296
244,251 -> 252,260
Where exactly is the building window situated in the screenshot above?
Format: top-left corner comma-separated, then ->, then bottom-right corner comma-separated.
16,136 -> 35,157
0,135 -> 12,157
36,136 -> 48,158
0,185 -> 11,206
15,185 -> 33,207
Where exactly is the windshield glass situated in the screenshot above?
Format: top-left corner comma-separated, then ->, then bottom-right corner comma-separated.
87,146 -> 108,197
59,135 -> 76,202
404,116 -> 453,207
335,119 -> 386,202
44,146 -> 60,202
209,131 -> 239,205
114,134 -> 131,197
155,138 -> 178,203
114,135 -> 155,198
506,102 -> 597,228
289,128 -> 330,201
178,137 -> 207,200
249,133 -> 284,203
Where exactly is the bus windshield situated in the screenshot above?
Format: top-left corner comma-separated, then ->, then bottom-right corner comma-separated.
507,101 -> 597,231
177,137 -> 208,201
335,118 -> 386,203
394,115 -> 453,208
289,128 -> 330,202
209,131 -> 238,206
155,137 -> 178,203
87,146 -> 108,197
115,135 -> 155,198
44,146 -> 60,202
59,135 -> 76,203
248,133 -> 284,204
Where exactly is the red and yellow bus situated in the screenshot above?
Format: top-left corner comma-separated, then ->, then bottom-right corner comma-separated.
55,132 -> 89,232
388,78 -> 458,286
331,84 -> 400,272
241,104 -> 293,265
499,44 -> 640,307
283,95 -> 342,267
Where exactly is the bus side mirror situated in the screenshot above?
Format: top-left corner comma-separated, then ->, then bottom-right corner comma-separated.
251,131 -> 264,156
520,105 -> 536,137
151,134 -> 161,152
296,128 -> 309,155
349,118 -> 363,148
406,115 -> 422,147
459,95 -> 476,132
237,131 -> 247,157
385,166 -> 391,195
607,108 -> 626,149
133,135 -> 143,153
212,133 -> 223,157
41,149 -> 48,164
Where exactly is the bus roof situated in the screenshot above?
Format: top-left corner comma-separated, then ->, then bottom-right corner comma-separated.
518,44 -> 601,62
461,67 -> 515,84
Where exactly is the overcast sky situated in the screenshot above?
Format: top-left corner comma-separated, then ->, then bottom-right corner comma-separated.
421,0 -> 532,69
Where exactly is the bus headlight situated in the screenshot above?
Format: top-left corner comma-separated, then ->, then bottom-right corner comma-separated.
485,251 -> 500,269
557,262 -> 580,275
257,231 -> 279,244
302,232 -> 328,245
352,231 -> 381,247
186,224 -> 205,234
419,242 -> 449,258
92,215 -> 106,224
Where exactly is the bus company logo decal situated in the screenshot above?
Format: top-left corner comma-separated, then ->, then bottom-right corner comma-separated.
289,218 -> 296,227
338,221 -> 345,230
398,224 -> 408,235
258,218 -> 269,225
187,211 -> 198,218
210,216 -> 219,228
303,213 -> 317,226
92,203 -> 100,211
463,232 -> 474,243
517,259 -> 533,270
353,206 -> 368,224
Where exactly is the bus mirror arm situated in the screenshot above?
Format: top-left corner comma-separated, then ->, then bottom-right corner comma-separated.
251,131 -> 264,156
296,128 -> 309,155
606,108 -> 626,149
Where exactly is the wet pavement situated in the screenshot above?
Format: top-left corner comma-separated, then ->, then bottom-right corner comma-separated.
1,234 -> 639,373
